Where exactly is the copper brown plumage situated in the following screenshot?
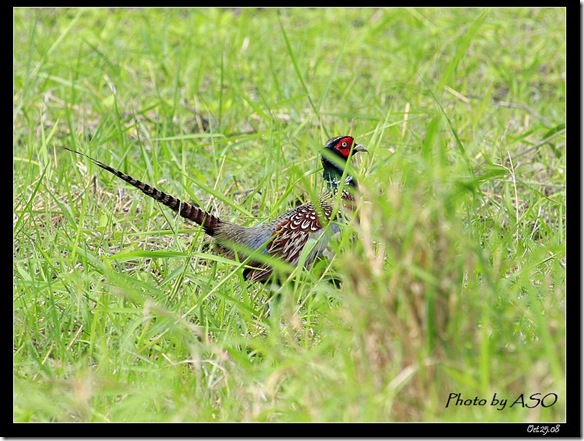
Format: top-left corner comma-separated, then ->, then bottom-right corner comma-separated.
63,136 -> 366,282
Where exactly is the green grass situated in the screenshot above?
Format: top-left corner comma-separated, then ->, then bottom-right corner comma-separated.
13,7 -> 566,423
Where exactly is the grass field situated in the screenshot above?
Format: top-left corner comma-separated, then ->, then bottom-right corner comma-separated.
13,7 -> 566,425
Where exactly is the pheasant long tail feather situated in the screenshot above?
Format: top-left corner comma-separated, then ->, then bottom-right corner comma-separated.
62,147 -> 221,236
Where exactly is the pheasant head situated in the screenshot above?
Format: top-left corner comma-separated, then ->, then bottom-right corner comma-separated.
321,135 -> 367,191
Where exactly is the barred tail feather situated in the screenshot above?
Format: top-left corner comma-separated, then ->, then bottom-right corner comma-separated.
63,147 -> 221,236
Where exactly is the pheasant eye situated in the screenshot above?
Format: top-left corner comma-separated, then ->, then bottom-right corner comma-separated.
337,140 -> 351,151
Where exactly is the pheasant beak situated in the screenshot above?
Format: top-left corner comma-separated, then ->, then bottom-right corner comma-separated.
352,143 -> 368,154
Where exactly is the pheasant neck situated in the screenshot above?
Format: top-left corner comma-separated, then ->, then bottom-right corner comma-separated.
322,162 -> 357,194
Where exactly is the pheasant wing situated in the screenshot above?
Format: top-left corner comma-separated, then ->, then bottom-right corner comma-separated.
243,204 -> 324,282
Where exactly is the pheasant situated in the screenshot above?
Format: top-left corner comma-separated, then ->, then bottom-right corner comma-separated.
63,135 -> 367,282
